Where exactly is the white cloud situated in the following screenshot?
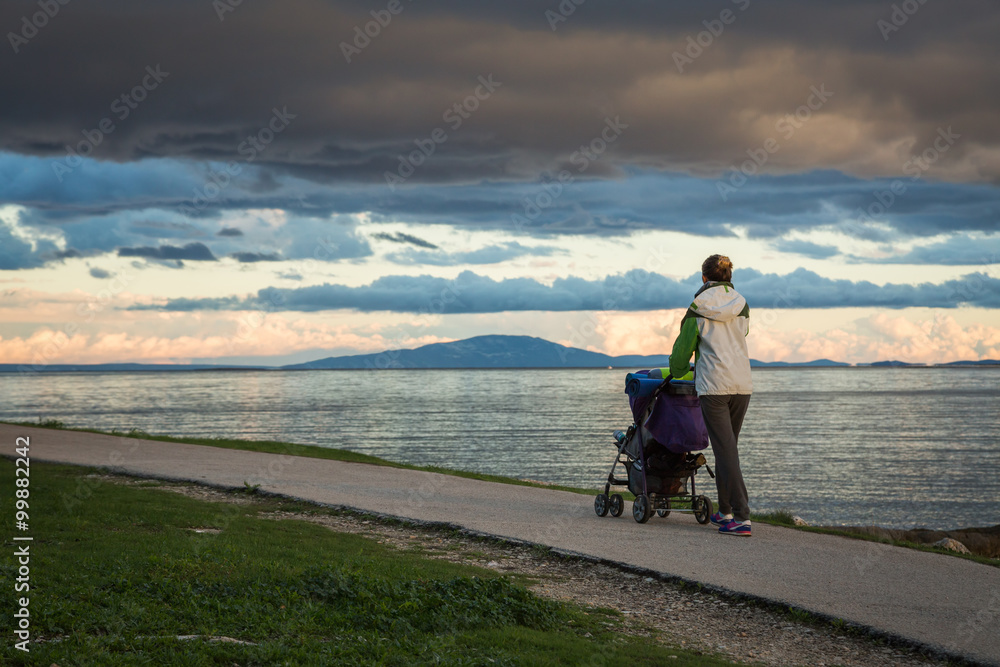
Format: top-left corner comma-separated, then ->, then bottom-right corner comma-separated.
0,316 -> 452,365
590,309 -> 1000,365
747,312 -> 1000,364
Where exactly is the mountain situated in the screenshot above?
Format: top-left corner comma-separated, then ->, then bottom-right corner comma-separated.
282,335 -> 851,370
868,360 -> 926,367
939,359 -> 1000,366
750,358 -> 849,368
282,335 -> 670,369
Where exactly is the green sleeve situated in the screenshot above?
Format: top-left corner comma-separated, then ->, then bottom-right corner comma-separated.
669,314 -> 699,379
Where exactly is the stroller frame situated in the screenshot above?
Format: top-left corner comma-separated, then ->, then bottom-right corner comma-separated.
595,378 -> 715,524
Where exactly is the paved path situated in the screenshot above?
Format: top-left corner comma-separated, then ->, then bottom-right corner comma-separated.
6,424 -> 999,666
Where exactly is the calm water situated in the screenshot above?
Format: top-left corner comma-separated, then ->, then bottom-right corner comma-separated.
2,367 -> 998,530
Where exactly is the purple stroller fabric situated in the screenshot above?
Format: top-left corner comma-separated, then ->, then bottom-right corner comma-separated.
625,372 -> 710,454
643,392 -> 710,454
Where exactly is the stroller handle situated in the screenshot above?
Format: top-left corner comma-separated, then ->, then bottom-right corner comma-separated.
650,374 -> 673,398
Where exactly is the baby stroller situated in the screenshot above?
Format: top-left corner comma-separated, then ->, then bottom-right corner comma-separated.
595,370 -> 715,524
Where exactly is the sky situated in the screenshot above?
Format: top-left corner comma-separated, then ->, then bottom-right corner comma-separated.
1,0 -> 999,366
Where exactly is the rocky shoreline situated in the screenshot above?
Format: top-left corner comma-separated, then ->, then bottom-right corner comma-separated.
823,524 -> 1000,560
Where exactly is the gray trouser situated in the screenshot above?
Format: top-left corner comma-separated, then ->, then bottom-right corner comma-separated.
699,394 -> 752,522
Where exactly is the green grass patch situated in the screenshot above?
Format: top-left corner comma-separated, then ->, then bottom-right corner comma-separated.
751,510 -> 796,526
0,459 -> 737,666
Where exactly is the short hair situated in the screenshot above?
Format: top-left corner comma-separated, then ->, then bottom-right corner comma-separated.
702,254 -> 733,282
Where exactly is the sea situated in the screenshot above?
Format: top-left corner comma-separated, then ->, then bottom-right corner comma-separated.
2,367 -> 997,530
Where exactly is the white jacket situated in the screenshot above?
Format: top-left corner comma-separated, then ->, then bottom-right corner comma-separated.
669,281 -> 753,395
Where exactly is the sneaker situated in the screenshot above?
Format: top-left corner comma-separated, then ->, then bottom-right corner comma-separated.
710,512 -> 734,526
719,520 -> 751,537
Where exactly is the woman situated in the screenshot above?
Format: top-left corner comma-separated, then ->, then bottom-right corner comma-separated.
668,254 -> 753,536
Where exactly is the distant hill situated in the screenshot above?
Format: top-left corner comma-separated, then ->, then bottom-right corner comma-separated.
282,335 -> 669,370
939,359 -> 1000,367
868,360 -> 926,367
750,358 -> 849,368
283,335 -> 851,370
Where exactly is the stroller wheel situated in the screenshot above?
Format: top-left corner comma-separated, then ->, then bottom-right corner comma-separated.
594,493 -> 610,517
657,499 -> 671,518
632,494 -> 651,523
609,494 -> 624,517
693,495 -> 713,525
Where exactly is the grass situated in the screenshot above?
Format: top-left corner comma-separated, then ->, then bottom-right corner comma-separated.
0,459 -> 739,666
751,509 -> 796,526
7,419 -> 998,568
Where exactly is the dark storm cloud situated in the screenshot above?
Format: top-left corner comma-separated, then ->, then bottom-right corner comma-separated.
231,251 -> 282,263
2,195 -> 374,268
4,160 -> 999,275
2,0 -> 999,185
15,157 -> 994,240
371,232 -> 438,249
117,242 -> 217,261
217,227 -> 244,237
130,268 -> 1000,313
3,0 -> 999,274
386,242 -> 562,266
88,267 -> 111,279
868,235 -> 1000,266
129,220 -> 204,239
772,239 -> 841,260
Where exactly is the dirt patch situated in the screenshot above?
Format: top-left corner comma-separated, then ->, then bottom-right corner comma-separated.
121,477 -> 950,667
